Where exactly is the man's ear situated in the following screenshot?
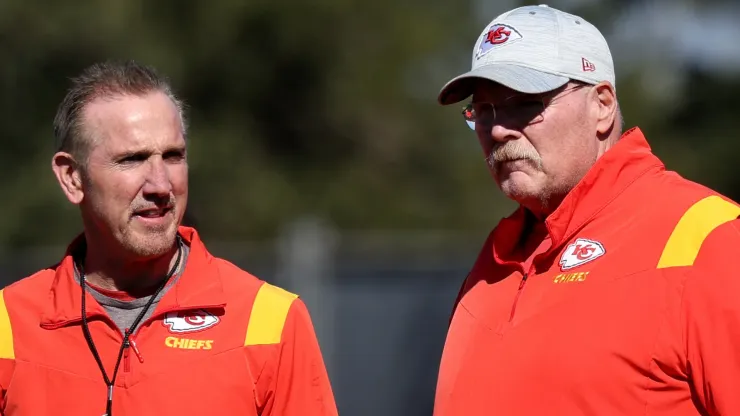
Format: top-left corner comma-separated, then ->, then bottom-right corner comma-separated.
593,82 -> 618,136
51,152 -> 85,205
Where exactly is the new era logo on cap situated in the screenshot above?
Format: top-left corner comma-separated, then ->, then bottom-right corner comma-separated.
582,57 -> 596,72
475,24 -> 523,59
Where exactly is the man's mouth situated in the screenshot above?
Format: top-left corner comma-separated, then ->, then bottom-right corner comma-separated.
133,207 -> 173,218
494,157 -> 528,166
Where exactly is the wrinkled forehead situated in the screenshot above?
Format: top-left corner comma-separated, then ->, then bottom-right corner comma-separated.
83,92 -> 184,152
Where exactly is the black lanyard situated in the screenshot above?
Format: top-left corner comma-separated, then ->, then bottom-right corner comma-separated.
77,237 -> 183,416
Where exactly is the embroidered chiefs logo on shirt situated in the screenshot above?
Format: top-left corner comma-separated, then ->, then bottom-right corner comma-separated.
559,238 -> 605,270
163,309 -> 220,333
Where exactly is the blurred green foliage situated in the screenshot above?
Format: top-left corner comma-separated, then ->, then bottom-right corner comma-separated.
1,0 -> 739,251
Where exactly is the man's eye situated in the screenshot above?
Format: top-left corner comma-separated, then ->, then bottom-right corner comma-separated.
120,154 -> 147,163
164,151 -> 185,161
510,100 -> 544,115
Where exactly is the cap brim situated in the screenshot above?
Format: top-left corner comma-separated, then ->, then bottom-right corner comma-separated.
437,64 -> 570,105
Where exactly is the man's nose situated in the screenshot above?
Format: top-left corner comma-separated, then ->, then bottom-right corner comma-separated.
142,157 -> 172,197
490,124 -> 521,144
477,123 -> 521,156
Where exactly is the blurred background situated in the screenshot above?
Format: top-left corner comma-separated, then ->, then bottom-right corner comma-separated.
2,0 -> 740,414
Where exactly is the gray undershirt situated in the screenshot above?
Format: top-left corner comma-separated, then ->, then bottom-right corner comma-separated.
75,242 -> 190,333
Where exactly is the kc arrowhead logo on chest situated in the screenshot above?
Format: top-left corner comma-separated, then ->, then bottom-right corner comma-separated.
163,309 -> 220,333
559,238 -> 606,271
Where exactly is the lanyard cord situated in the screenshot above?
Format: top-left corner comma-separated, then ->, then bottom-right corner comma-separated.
78,236 -> 183,416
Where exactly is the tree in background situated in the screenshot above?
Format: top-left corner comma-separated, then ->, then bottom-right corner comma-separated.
0,0 -> 738,253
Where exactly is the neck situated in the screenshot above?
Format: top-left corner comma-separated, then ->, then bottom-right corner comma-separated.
80,238 -> 181,294
524,193 -> 565,221
597,130 -> 620,158
526,206 -> 549,221
518,209 -> 541,241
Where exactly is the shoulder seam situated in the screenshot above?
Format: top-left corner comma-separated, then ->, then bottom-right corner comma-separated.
0,290 -> 15,360
244,282 -> 299,346
2,266 -> 58,293
657,195 -> 740,269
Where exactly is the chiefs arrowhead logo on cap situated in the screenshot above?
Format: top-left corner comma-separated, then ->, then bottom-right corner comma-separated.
559,238 -> 605,271
163,309 -> 220,333
475,24 -> 522,59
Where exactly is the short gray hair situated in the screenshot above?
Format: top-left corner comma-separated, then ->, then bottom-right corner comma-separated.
53,60 -> 187,165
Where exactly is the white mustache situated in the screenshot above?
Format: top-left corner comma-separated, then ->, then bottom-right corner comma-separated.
487,144 -> 542,170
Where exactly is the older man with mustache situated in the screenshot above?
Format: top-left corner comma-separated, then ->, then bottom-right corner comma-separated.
433,5 -> 740,416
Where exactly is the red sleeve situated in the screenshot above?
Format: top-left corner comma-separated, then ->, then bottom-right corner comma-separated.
448,275 -> 470,327
261,298 -> 338,416
682,220 -> 740,415
449,231 -> 497,326
0,286 -> 14,415
0,358 -> 13,415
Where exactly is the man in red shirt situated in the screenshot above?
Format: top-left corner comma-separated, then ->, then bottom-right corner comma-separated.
434,4 -> 740,415
0,60 -> 338,415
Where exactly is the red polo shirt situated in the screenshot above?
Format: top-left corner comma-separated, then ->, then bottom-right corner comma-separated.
434,127 -> 740,415
0,227 -> 338,416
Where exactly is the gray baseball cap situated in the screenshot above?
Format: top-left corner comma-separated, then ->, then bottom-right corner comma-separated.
438,4 -> 615,105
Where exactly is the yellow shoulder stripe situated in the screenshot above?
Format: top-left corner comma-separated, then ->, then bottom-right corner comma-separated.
244,283 -> 299,346
0,290 -> 15,359
658,195 -> 740,269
